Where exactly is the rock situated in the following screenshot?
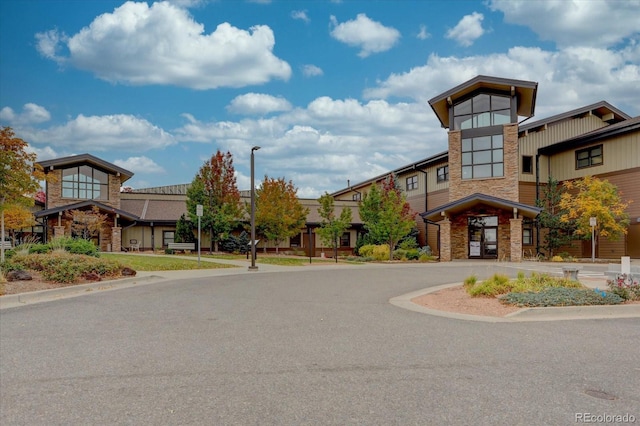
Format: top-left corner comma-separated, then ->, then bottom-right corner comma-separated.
82,272 -> 101,281
7,270 -> 33,281
121,267 -> 136,276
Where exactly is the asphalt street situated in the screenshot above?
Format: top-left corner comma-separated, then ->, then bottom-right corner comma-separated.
1,261 -> 638,425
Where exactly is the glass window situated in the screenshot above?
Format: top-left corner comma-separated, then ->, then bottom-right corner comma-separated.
340,232 -> 350,247
61,165 -> 109,200
436,165 -> 449,182
453,94 -> 512,130
352,193 -> 361,201
522,156 -> 533,174
163,231 -> 175,247
576,145 -> 603,169
461,135 -> 504,179
290,233 -> 301,247
406,175 -> 418,191
523,220 -> 533,245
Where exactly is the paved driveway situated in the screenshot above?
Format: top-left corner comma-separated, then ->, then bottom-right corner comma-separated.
1,263 -> 638,425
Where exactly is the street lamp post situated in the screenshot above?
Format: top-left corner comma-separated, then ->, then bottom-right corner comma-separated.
249,146 -> 261,271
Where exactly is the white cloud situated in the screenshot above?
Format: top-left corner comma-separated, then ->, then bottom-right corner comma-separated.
227,93 -> 292,115
0,103 -> 51,125
363,46 -> 640,119
23,114 -> 175,152
35,1 -> 291,89
417,24 -> 430,40
291,10 -> 310,23
329,13 -> 401,58
301,64 -> 323,77
114,156 -> 166,174
445,12 -> 485,47
28,145 -> 59,162
488,0 -> 640,48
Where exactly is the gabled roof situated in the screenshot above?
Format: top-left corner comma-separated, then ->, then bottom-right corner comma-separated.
420,193 -> 541,221
331,150 -> 449,197
519,101 -> 630,136
37,153 -> 134,183
538,115 -> 640,156
34,200 -> 139,221
429,75 -> 538,129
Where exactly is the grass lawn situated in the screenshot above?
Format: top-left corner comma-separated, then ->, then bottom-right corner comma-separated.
101,253 -> 236,271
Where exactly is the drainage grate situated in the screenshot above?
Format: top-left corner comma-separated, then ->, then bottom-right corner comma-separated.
585,389 -> 617,400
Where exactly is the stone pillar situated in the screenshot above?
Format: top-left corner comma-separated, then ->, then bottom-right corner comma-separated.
111,226 -> 122,252
54,226 -> 66,238
510,218 -> 523,262
440,218 -> 452,262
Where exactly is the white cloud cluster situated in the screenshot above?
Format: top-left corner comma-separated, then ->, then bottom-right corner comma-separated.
0,103 -> 51,125
227,93 -> 293,115
35,1 -> 291,89
301,64 -> 323,77
291,10 -> 310,23
417,24 -> 430,40
489,0 -> 640,48
21,114 -> 175,152
114,156 -> 166,174
445,12 -> 485,47
329,14 -> 401,57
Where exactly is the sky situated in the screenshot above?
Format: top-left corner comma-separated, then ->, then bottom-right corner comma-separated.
1,0 -> 639,198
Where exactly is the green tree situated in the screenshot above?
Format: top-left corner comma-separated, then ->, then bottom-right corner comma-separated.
1,127 -> 46,262
316,192 -> 352,261
359,174 -> 416,260
254,176 -> 309,254
559,175 -> 631,243
175,214 -> 195,243
536,177 -> 575,258
186,150 -> 241,252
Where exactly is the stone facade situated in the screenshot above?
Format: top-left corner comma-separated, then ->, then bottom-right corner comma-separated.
439,219 -> 451,262
510,218 -> 523,262
448,124 -> 519,203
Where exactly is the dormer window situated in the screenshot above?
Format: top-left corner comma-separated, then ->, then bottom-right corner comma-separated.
62,165 -> 109,200
453,94 -> 511,130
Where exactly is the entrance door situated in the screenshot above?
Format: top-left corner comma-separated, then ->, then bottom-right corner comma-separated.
468,216 -> 498,259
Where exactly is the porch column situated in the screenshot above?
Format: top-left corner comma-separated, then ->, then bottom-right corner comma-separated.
53,226 -> 66,238
111,226 -> 122,252
510,218 -> 523,262
440,218 -> 452,262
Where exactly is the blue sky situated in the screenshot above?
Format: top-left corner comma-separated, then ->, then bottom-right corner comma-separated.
1,0 -> 639,197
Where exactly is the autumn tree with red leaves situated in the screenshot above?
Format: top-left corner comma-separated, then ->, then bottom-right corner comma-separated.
1,127 -> 46,262
186,150 -> 241,251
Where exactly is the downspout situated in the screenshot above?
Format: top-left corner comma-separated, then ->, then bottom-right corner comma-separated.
535,154 -> 541,255
416,166 -> 429,246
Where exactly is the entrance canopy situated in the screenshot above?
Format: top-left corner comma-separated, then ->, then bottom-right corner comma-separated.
420,193 -> 541,221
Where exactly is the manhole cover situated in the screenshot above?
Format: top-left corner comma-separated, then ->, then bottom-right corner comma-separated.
585,389 -> 617,400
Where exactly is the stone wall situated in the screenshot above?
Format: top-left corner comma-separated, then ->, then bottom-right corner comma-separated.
448,123 -> 520,203
46,169 -> 121,210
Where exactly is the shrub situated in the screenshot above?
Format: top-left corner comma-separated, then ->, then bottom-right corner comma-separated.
419,254 -> 436,262
419,246 -> 432,257
11,252 -> 127,283
398,238 -> 418,250
29,243 -> 50,254
65,238 -> 99,257
164,248 -> 175,255
607,273 -> 640,301
551,255 -> 564,262
392,249 -> 407,260
467,273 -> 512,297
405,248 -> 420,260
500,287 -> 624,307
358,244 -> 376,258
371,245 -> 390,261
463,275 -> 477,290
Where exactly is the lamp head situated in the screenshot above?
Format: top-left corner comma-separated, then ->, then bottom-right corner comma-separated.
252,146 -> 261,152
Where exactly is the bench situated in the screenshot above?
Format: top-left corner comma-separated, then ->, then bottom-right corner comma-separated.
562,266 -> 581,281
168,242 -> 196,252
0,241 -> 12,250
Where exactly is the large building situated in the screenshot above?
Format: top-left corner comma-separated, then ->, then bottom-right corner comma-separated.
332,75 -> 640,260
30,75 -> 639,260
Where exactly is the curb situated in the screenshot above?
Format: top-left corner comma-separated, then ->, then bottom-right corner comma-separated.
0,275 -> 164,310
390,283 -> 640,323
